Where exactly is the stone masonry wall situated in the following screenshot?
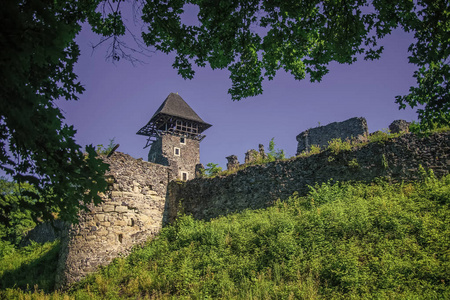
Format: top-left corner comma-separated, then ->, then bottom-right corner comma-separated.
54,131 -> 449,289
296,117 -> 368,154
168,132 -> 450,222
55,152 -> 175,289
149,134 -> 200,180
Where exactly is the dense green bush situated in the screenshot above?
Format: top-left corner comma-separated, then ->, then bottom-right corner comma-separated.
2,173 -> 449,299
0,178 -> 37,246
0,240 -> 60,293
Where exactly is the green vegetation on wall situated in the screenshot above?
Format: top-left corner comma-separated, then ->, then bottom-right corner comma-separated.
96,138 -> 117,156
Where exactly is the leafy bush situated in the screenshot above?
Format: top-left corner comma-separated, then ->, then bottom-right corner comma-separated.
0,240 -> 60,292
348,158 -> 359,169
216,138 -> 288,176
267,138 -> 286,161
0,178 -> 37,245
96,138 -> 117,155
297,144 -> 321,158
327,138 -> 352,155
201,162 -> 223,178
410,120 -> 450,135
309,144 -> 321,154
368,130 -> 390,144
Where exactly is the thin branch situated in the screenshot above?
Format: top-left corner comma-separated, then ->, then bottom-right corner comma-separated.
89,0 -> 154,65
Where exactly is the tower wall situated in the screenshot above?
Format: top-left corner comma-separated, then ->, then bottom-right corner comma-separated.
55,152 -> 175,289
148,134 -> 200,180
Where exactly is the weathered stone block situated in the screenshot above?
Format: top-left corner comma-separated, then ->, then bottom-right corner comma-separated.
114,220 -> 127,227
94,214 -> 105,222
86,235 -> 96,241
115,206 -> 128,213
389,120 -> 410,133
97,229 -> 108,236
226,155 -> 239,170
245,149 -> 260,164
111,191 -> 123,197
102,205 -> 115,212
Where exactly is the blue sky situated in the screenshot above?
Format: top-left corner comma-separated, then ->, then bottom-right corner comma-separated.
58,19 -> 419,170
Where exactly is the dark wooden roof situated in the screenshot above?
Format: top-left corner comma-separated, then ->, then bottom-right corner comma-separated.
137,93 -> 212,139
150,93 -> 210,124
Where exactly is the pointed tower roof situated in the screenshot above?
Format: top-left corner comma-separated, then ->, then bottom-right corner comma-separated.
149,93 -> 209,124
137,93 -> 212,147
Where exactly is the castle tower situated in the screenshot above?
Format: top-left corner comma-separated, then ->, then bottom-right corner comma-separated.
137,93 -> 211,180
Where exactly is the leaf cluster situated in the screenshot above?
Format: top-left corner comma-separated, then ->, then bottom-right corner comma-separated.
200,162 -> 223,178
249,138 -> 287,166
267,137 -> 286,162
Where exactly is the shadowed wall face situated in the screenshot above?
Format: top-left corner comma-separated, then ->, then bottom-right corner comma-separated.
169,132 -> 450,223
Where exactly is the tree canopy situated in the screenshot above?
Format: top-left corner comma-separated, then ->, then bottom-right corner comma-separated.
0,0 -> 448,229
104,0 -> 449,129
0,0 -> 109,227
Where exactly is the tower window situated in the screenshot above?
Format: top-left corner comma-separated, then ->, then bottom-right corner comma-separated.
174,147 -> 180,156
181,172 -> 188,181
180,137 -> 186,144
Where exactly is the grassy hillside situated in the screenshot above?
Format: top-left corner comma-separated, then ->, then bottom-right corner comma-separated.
1,170 -> 449,299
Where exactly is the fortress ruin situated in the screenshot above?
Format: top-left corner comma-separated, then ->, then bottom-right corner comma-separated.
50,94 -> 449,289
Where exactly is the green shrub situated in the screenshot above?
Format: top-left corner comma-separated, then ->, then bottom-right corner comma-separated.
297,145 -> 321,158
410,120 -> 450,135
310,144 -> 321,154
202,162 -> 223,178
0,178 -> 37,245
267,138 -> 286,161
381,154 -> 389,169
368,130 -> 390,144
327,138 -> 352,155
0,240 -> 60,292
348,158 -> 359,169
96,138 -> 117,155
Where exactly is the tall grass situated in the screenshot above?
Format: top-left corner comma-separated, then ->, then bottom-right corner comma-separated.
2,173 -> 449,299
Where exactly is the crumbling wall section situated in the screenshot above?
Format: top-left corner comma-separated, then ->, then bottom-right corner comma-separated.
169,132 -> 450,222
296,117 -> 368,154
55,152 -> 174,289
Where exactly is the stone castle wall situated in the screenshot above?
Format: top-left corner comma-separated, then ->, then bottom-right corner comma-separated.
296,117 -> 369,154
168,132 -> 450,222
54,130 -> 450,289
55,152 -> 175,289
